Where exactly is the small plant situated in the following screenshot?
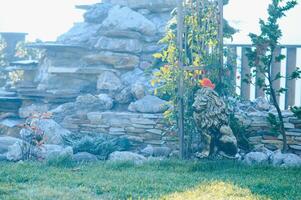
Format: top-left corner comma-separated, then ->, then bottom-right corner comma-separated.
18,112 -> 52,160
267,113 -> 281,136
291,106 -> 301,119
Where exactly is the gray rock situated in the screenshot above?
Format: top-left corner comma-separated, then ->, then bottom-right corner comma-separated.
101,5 -> 156,36
128,95 -> 168,113
95,36 -> 142,54
254,97 -> 271,111
87,112 -> 103,124
97,94 -> 114,109
0,118 -> 23,137
97,71 -> 122,92
57,22 -> 101,47
6,141 -> 23,161
131,83 -> 146,99
103,0 -> 176,12
0,136 -> 22,154
141,145 -> 171,157
121,68 -> 154,94
76,94 -> 114,110
84,3 -> 113,24
72,152 -> 98,163
30,119 -> 72,145
19,104 -> 49,118
270,151 -> 301,167
115,87 -> 133,104
108,151 -> 146,164
253,146 -> 273,157
35,145 -> 73,160
243,152 -> 269,165
85,52 -> 139,69
147,12 -> 171,35
51,94 -> 113,123
76,94 -> 99,105
37,144 -> 64,159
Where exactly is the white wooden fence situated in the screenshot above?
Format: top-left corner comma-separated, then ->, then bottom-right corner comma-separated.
226,44 -> 301,109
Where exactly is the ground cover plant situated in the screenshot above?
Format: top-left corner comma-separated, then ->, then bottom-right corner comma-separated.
0,160 -> 300,200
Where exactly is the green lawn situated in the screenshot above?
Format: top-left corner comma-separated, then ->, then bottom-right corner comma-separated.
0,160 -> 300,200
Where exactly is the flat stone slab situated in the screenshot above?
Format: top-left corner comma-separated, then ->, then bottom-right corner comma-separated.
0,90 -> 17,97
0,97 -> 22,113
48,66 -> 118,75
9,60 -> 38,66
75,4 -> 93,10
26,42 -> 87,50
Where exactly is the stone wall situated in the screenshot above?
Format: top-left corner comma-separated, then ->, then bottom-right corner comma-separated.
234,98 -> 301,155
33,1 -> 175,97
0,0 -> 178,152
61,111 -> 178,150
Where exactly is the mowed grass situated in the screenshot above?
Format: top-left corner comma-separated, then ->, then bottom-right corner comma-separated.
0,160 -> 300,200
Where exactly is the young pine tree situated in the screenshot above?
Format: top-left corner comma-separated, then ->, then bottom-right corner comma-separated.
246,0 -> 300,152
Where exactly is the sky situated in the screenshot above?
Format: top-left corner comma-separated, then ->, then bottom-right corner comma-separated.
0,0 -> 300,43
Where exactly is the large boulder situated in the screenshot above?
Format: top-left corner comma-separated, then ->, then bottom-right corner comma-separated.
0,118 -> 23,137
128,95 -> 168,113
243,152 -> 269,165
6,141 -> 23,161
114,87 -> 133,104
108,151 -> 146,164
0,136 -> 22,154
76,93 -> 114,111
37,145 -> 73,160
270,151 -> 301,167
72,152 -> 98,163
28,119 -> 72,145
84,3 -> 113,24
97,71 -> 122,92
102,0 -> 177,12
51,94 -> 114,123
101,5 -> 157,36
131,83 -> 146,99
140,145 -> 171,157
95,36 -> 142,54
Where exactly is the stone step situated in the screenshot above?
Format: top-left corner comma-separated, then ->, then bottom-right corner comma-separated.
0,96 -> 22,113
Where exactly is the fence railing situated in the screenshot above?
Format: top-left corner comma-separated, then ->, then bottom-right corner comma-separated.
225,44 -> 301,109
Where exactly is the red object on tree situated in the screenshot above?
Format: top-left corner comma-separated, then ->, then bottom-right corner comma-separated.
199,78 -> 216,89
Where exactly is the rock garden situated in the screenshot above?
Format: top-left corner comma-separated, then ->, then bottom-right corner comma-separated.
0,0 -> 300,199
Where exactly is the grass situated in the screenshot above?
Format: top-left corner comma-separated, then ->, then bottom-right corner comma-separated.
0,160 -> 300,200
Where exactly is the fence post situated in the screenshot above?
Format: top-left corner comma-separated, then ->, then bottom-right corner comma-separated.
271,47 -> 282,103
227,46 -> 237,94
255,66 -> 265,98
241,47 -> 251,100
285,47 -> 297,109
176,0 -> 185,159
218,0 -> 224,92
